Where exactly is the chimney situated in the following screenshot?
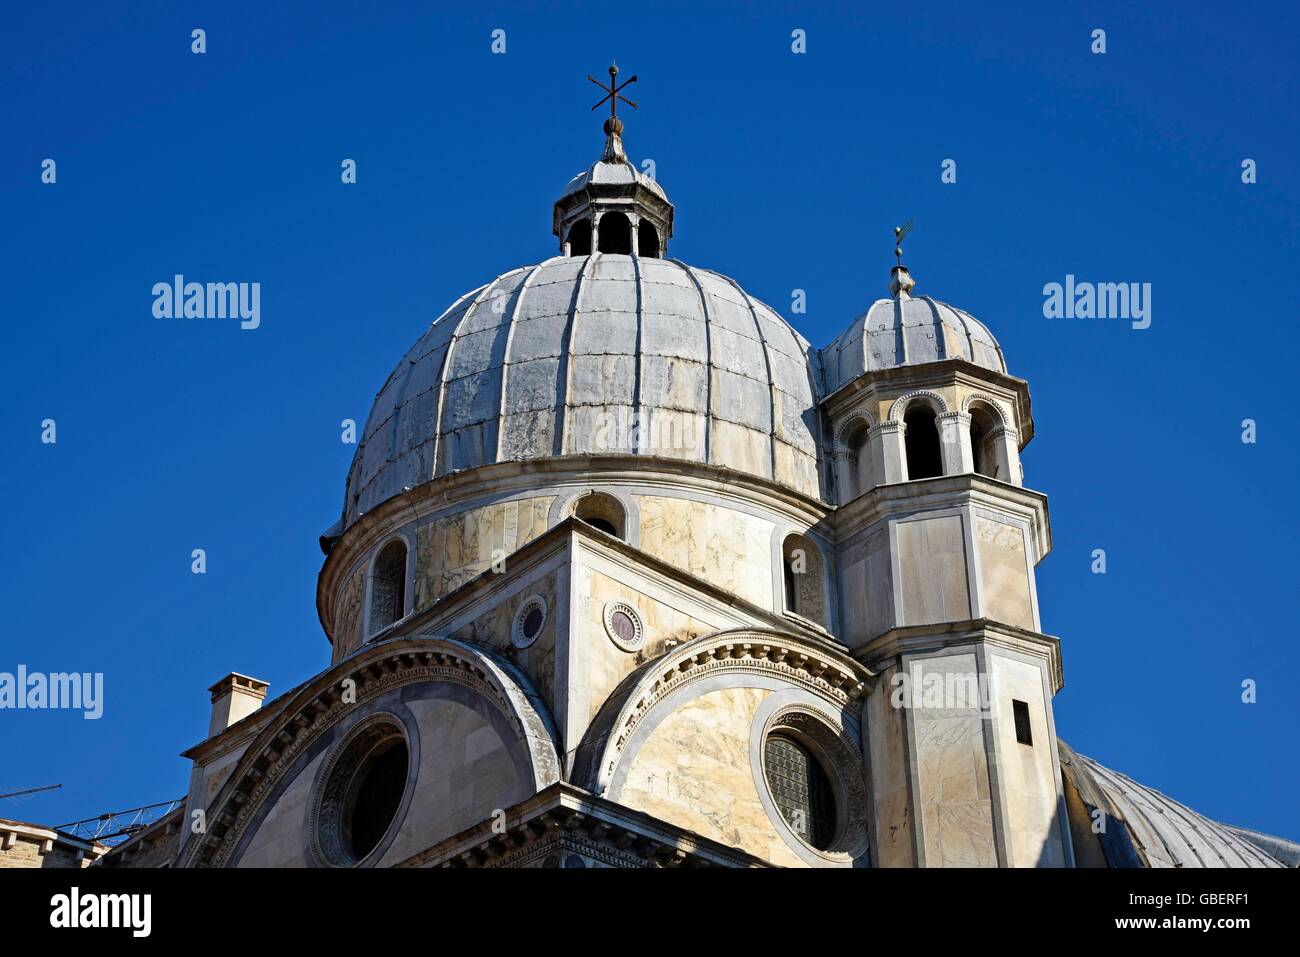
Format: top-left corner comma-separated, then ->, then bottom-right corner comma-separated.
207,673 -> 269,737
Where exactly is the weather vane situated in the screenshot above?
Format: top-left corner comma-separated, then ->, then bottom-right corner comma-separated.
589,62 -> 639,121
894,220 -> 914,266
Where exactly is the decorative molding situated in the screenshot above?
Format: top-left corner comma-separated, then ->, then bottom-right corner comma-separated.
589,629 -> 871,796
833,411 -> 877,454
398,784 -> 769,869
888,389 -> 949,422
960,392 -> 1010,425
178,638 -> 560,868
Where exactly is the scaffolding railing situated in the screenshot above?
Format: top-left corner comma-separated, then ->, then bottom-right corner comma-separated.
56,798 -> 185,845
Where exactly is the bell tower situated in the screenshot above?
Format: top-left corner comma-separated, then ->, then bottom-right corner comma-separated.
822,243 -> 1073,867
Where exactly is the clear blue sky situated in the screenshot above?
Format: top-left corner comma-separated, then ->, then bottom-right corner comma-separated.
2,1 -> 1297,841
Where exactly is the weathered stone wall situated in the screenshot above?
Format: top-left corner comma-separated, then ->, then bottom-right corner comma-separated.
863,661 -> 916,866
988,653 -> 1067,866
975,516 -> 1035,630
234,684 -> 535,868
896,515 -> 971,625
414,496 -> 556,608
445,570 -> 560,713
635,494 -> 776,608
909,652 -> 998,867
332,564 -> 365,660
614,686 -> 807,867
577,565 -> 715,726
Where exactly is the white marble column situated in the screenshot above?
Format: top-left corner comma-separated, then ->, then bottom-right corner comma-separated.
991,426 -> 1021,485
870,420 -> 908,484
938,411 -> 973,475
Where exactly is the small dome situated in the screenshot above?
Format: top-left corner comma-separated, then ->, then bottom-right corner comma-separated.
343,255 -> 823,527
821,292 -> 1007,395
558,154 -> 668,204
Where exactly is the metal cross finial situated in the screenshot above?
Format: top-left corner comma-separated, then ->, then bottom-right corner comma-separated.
894,219 -> 914,265
589,62 -> 639,119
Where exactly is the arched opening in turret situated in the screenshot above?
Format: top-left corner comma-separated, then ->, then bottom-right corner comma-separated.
597,212 -> 632,254
969,405 -> 999,479
367,538 -> 407,635
840,419 -> 874,500
781,533 -> 826,626
573,492 -> 625,540
567,219 -> 592,256
904,406 -> 943,480
637,220 -> 660,257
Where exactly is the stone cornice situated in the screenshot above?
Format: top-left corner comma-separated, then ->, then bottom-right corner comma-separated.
851,617 -> 1065,694
832,472 -> 1052,559
0,819 -> 108,859
395,782 -> 769,869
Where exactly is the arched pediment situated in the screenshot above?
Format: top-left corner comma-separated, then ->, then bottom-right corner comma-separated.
572,629 -> 874,867
178,637 -> 560,868
575,628 -> 871,796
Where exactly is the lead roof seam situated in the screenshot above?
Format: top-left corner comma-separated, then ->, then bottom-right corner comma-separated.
1079,760 -> 1158,864
935,297 -> 977,363
1118,768 -> 1253,867
920,297 -> 952,362
385,360 -> 417,468
1088,761 -> 1183,867
894,298 -> 907,367
1119,771 -> 1213,867
670,259 -> 714,463
430,275 -> 513,479
555,255 -> 596,455
494,258 -> 561,461
722,273 -> 779,481
631,252 -> 646,455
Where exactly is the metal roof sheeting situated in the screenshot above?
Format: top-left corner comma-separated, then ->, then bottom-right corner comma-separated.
343,255 -> 823,526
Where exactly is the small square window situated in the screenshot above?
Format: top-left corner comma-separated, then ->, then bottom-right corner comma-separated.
1012,699 -> 1033,746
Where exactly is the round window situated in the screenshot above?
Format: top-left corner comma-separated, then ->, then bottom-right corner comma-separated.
763,733 -> 836,850
347,739 -> 407,861
512,595 -> 548,648
602,601 -> 644,652
313,719 -> 409,866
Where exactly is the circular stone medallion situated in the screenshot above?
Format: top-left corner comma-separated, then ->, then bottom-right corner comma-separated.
512,595 -> 548,649
602,601 -> 644,652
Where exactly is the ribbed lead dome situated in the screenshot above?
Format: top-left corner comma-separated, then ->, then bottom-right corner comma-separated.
1060,743 -> 1291,868
343,255 -> 823,527
821,293 -> 1007,395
